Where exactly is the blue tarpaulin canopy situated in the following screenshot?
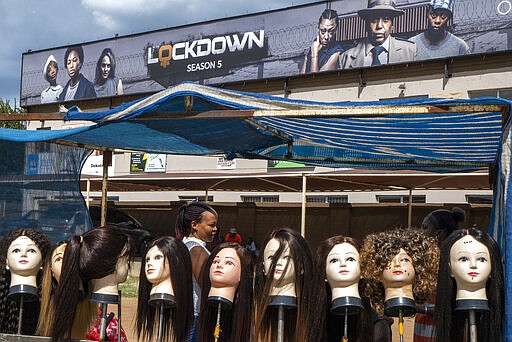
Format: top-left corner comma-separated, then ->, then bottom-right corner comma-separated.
1,81 -> 512,337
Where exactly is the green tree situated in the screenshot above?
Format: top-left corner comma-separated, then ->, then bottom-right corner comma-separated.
0,98 -> 26,129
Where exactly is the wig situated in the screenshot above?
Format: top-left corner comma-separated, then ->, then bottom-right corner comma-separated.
254,228 -> 314,342
310,236 -> 372,342
434,228 -> 503,342
359,228 -> 439,316
51,226 -> 133,341
37,242 -> 96,339
136,236 -> 193,342
0,228 -> 50,334
199,242 -> 254,342
175,201 -> 217,239
94,48 -> 117,85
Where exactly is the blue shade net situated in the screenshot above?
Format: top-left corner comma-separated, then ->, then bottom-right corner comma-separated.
0,141 -> 92,245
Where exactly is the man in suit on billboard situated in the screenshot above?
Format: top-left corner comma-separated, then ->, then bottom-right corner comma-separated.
340,0 -> 416,69
410,0 -> 470,59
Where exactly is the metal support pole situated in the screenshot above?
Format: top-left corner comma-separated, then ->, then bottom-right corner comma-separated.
469,310 -> 477,342
407,188 -> 413,228
301,174 -> 307,237
86,178 -> 91,209
99,303 -> 108,341
101,151 -> 112,227
277,305 -> 284,342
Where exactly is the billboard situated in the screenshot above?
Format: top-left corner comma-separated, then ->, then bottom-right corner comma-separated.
21,0 -> 512,106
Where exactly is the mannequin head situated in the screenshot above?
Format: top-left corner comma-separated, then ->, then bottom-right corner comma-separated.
145,245 -> 172,294
6,235 -> 43,284
137,236 -> 193,342
449,234 -> 491,298
254,228 -> 314,342
0,228 -> 50,334
50,243 -> 66,283
208,247 -> 241,302
263,238 -> 296,295
310,236 -> 373,342
435,228 -> 503,342
421,207 -> 465,245
360,228 -> 438,315
52,226 -> 133,341
199,242 -> 253,342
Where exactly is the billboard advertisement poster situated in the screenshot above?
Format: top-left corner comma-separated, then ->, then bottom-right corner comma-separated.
130,153 -> 166,173
21,0 -> 511,106
217,157 -> 237,170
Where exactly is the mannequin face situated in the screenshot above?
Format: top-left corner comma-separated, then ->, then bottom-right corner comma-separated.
326,243 -> 360,288
263,238 -> 296,282
145,245 -> 170,285
381,248 -> 415,288
115,246 -> 130,284
6,236 -> 43,276
51,243 -> 67,283
209,247 -> 241,288
450,235 -> 491,287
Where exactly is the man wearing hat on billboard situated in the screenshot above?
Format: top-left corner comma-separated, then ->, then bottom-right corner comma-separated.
410,0 -> 470,60
340,0 -> 416,69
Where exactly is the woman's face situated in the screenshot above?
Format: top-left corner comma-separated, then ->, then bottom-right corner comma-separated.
66,50 -> 81,78
325,243 -> 360,288
6,236 -> 43,276
51,243 -> 67,283
46,61 -> 58,82
101,55 -> 112,79
381,248 -> 415,288
450,235 -> 491,288
263,238 -> 295,282
145,245 -> 170,284
191,211 -> 218,243
209,247 -> 241,288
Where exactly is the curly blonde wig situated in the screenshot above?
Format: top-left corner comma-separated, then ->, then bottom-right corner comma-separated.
360,228 -> 439,315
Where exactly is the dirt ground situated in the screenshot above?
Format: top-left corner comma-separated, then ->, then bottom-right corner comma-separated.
120,297 -> 138,341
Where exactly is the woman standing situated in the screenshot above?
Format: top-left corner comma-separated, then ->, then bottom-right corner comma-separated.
175,201 -> 218,342
94,48 -> 123,97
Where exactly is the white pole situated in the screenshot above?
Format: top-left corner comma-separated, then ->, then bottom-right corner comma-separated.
301,174 -> 307,237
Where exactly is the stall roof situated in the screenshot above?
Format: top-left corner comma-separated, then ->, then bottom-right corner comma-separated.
3,82 -> 507,172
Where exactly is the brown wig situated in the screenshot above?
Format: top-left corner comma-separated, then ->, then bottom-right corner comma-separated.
199,242 -> 254,342
0,228 -> 50,334
435,228 -> 503,342
37,242 -> 96,339
51,226 -> 133,341
254,228 -> 314,342
136,236 -> 194,342
360,228 -> 439,316
175,201 -> 217,239
311,236 -> 373,342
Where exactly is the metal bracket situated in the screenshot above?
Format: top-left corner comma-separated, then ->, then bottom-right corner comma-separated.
443,61 -> 452,90
284,78 -> 291,98
358,69 -> 367,98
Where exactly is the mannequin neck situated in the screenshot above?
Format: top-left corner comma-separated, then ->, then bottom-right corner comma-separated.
10,273 -> 37,288
270,280 -> 296,297
331,282 -> 360,300
384,284 -> 414,301
456,284 -> 488,301
91,274 -> 119,296
150,278 -> 174,296
208,285 -> 237,303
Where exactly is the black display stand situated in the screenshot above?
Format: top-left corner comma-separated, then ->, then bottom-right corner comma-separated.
8,284 -> 38,335
455,299 -> 489,342
331,296 -> 364,342
90,293 -> 121,341
384,297 -> 417,342
207,296 -> 234,342
268,296 -> 297,342
149,293 -> 176,342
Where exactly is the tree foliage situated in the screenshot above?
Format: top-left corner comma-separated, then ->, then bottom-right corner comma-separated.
0,98 -> 26,129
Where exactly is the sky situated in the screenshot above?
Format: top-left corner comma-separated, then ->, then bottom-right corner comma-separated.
0,0 -> 312,107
